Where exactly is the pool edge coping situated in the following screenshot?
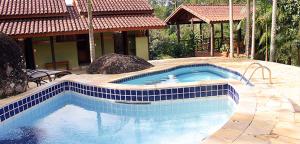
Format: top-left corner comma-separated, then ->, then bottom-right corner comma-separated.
1,58 -> 285,143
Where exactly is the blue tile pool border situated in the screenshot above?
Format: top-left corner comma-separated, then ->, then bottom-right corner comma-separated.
111,63 -> 251,85
0,81 -> 239,123
0,82 -> 66,123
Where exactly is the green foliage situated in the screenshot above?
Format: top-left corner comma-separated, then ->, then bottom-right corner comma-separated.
255,0 -> 272,59
148,0 -> 246,60
149,31 -> 195,59
248,0 -> 300,65
185,32 -> 199,54
275,0 -> 300,65
220,43 -> 229,52
149,0 -> 300,66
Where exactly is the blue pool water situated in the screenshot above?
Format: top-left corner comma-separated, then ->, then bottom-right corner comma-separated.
117,65 -> 240,85
0,92 -> 236,144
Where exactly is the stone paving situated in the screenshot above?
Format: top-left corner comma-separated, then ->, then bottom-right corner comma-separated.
1,57 -> 300,143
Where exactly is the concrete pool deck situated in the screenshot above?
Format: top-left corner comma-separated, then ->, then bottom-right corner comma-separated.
1,57 -> 300,144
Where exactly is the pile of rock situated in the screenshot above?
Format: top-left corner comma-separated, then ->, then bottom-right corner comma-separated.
87,53 -> 153,74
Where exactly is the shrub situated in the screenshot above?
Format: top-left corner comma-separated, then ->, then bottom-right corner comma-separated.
149,29 -> 198,60
0,33 -> 27,98
149,39 -> 195,59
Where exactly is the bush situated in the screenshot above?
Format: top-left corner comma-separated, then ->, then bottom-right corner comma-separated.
149,29 -> 198,60
0,33 -> 27,98
149,39 -> 195,60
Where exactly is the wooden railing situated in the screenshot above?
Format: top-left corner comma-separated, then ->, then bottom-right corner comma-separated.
180,37 -> 226,52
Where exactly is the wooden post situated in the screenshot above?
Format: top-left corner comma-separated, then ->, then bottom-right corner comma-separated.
210,24 -> 215,56
265,24 -> 268,61
146,30 -> 150,59
122,31 -> 128,55
191,19 -> 195,56
221,23 -> 224,45
100,33 -> 104,55
229,0 -> 234,58
237,29 -> 242,57
23,38 -> 36,69
200,23 -> 203,36
50,36 -> 56,70
191,19 -> 195,34
176,24 -> 181,43
199,23 -> 203,49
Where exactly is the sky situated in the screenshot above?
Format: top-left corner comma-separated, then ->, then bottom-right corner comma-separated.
65,0 -> 73,6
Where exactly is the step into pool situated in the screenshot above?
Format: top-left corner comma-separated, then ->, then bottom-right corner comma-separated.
114,64 -> 243,85
0,92 -> 236,144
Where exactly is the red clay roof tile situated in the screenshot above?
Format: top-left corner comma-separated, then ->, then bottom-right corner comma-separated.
165,5 -> 246,24
75,0 -> 153,15
0,0 -> 68,19
0,6 -> 165,38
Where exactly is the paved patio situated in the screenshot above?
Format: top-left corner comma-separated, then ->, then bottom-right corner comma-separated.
1,57 -> 300,143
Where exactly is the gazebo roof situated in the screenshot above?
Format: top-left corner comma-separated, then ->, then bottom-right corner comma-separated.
165,4 -> 247,24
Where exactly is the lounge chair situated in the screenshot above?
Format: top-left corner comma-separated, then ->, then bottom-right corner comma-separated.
35,69 -> 71,80
27,69 -> 71,87
27,70 -> 52,86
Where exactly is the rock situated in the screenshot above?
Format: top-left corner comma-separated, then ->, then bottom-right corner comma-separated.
0,32 -> 27,98
87,53 -> 153,74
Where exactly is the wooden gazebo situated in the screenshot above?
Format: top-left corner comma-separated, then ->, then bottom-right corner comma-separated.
165,4 -> 246,56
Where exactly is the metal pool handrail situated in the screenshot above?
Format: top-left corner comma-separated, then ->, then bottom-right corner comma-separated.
241,63 -> 265,80
241,62 -> 272,84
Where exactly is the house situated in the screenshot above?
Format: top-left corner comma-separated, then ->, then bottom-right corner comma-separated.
0,0 -> 166,70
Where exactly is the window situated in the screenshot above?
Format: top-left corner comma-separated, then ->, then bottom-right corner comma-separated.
128,34 -> 136,56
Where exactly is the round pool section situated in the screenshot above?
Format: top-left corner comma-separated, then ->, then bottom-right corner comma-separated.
113,64 -> 244,85
0,92 -> 236,144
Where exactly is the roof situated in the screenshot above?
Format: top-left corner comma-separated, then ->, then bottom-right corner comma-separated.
0,7 -> 165,38
93,14 -> 164,32
165,4 -> 246,24
75,0 -> 153,15
0,0 -> 68,19
0,0 -> 165,38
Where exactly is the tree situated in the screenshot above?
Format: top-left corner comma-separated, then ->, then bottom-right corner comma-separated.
87,0 -> 96,62
255,0 -> 272,61
251,0 -> 256,59
275,0 -> 300,65
245,0 -> 251,57
269,0 -> 277,62
229,0 -> 234,58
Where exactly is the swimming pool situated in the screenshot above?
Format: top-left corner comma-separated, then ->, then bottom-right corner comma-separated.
0,92 -> 236,144
113,64 -> 244,85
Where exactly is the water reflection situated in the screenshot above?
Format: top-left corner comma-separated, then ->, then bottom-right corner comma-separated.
0,127 -> 44,144
0,93 -> 236,144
